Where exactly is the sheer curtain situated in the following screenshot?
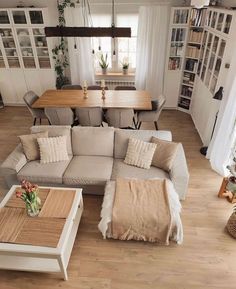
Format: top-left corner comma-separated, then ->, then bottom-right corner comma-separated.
65,7 -> 95,85
135,6 -> 170,99
207,55 -> 236,176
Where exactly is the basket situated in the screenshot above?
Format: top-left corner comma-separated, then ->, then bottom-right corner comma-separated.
226,212 -> 236,239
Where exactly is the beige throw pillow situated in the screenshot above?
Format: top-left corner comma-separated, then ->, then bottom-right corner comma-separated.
37,136 -> 69,164
124,138 -> 157,169
19,131 -> 48,161
151,137 -> 180,172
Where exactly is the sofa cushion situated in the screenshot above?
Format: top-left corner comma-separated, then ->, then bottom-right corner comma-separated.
17,156 -> 72,184
114,129 -> 172,159
72,127 -> 114,157
19,131 -> 48,161
111,159 -> 170,180
31,126 -> 72,155
37,136 -> 69,164
63,156 -> 113,185
124,138 -> 157,169
151,137 -> 180,172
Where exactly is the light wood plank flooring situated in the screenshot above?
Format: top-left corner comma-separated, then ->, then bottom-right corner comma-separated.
0,106 -> 235,289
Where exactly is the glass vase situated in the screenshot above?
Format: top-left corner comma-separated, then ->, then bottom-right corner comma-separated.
26,202 -> 40,217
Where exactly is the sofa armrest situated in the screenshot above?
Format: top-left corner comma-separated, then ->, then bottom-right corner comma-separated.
169,144 -> 189,201
0,144 -> 27,176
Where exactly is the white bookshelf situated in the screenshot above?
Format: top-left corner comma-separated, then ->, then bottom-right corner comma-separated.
0,8 -> 55,105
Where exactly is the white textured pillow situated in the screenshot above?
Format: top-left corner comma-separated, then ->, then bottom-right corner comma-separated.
124,138 -> 157,169
37,136 -> 69,164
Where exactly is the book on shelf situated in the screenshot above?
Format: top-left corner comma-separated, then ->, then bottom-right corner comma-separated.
183,72 -> 195,85
189,29 -> 203,43
190,8 -> 206,27
181,85 -> 193,97
185,58 -> 198,72
186,45 -> 200,58
168,57 -> 180,70
172,28 -> 185,42
178,97 -> 190,109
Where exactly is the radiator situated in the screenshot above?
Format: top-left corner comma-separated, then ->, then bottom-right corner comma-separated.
95,80 -> 135,90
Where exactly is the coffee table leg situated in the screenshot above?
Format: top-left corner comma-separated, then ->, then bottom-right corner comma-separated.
57,255 -> 68,281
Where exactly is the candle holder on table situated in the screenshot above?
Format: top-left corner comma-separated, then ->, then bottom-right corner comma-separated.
83,86 -> 88,99
101,86 -> 106,100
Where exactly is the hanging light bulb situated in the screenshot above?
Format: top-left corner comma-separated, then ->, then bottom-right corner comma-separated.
112,50 -> 116,61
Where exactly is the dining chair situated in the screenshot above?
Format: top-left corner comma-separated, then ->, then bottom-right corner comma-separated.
105,108 -> 135,129
75,107 -> 103,127
114,86 -> 136,90
45,107 -> 74,126
87,85 -> 108,90
61,84 -> 82,90
137,95 -> 166,130
23,91 -> 48,125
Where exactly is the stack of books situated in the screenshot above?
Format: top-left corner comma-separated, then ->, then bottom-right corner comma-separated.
190,9 -> 205,27
189,30 -> 202,43
186,46 -> 200,58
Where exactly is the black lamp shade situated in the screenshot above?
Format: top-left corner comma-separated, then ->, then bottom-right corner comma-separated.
213,86 -> 223,100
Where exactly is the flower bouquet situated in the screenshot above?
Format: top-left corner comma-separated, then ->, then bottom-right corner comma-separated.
16,180 -> 41,217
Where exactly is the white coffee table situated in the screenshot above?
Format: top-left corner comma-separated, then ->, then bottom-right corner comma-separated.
0,185 -> 83,280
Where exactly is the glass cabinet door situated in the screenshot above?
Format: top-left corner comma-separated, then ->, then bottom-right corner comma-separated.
168,27 -> 187,70
173,9 -> 189,24
0,48 -> 5,68
12,10 -> 27,24
0,11 -> 10,24
29,11 -> 44,24
16,28 -> 36,68
1,28 -> 20,68
32,28 -> 51,68
224,14 -> 232,34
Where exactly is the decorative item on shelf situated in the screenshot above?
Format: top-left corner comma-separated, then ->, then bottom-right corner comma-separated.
16,180 -> 41,217
200,86 -> 224,156
99,53 -> 109,75
83,80 -> 88,99
101,79 -> 106,100
121,57 -> 129,75
226,205 -> 236,239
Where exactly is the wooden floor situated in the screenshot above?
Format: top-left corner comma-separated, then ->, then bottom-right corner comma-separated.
0,106 -> 235,289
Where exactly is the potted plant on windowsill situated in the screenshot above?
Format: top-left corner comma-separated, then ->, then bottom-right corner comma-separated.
99,53 -> 109,75
121,57 -> 129,75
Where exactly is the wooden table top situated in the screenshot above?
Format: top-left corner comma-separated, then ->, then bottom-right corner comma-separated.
0,187 -> 77,248
32,89 -> 152,110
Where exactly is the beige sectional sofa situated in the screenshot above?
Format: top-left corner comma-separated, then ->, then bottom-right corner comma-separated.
0,126 -> 189,200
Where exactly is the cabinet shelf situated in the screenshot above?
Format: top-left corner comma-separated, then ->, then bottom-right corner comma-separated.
182,82 -> 194,87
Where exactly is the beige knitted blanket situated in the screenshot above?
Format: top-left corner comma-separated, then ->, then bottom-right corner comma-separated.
111,178 -> 172,244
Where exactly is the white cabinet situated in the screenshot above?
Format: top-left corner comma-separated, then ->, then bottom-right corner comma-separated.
0,8 -> 55,105
164,7 -> 190,109
191,7 -> 236,145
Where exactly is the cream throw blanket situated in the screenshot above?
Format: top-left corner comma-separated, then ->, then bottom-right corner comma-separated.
111,178 -> 172,244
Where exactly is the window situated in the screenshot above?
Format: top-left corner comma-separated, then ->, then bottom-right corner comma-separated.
91,13 -> 138,73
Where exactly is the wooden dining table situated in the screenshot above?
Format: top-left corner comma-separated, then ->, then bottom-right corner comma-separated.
32,89 -> 152,110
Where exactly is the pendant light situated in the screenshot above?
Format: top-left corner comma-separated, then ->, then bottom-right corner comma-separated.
191,0 -> 210,8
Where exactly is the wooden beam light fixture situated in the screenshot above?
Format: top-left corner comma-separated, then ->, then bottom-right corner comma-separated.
45,0 -> 131,38
45,26 -> 131,38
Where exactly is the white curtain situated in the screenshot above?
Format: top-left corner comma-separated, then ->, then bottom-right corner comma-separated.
135,6 -> 170,99
65,7 -> 95,85
207,57 -> 236,176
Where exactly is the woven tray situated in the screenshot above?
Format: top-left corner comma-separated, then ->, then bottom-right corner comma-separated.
226,212 -> 236,239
